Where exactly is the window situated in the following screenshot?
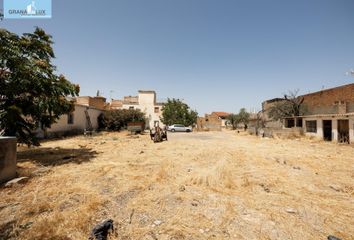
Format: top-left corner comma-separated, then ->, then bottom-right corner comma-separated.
154,107 -> 159,113
306,120 -> 317,133
129,106 -> 134,110
285,119 -> 294,128
154,121 -> 159,127
67,113 -> 74,124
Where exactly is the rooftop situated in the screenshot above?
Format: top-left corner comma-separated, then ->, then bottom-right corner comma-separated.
138,90 -> 156,94
300,83 -> 354,98
211,112 -> 230,117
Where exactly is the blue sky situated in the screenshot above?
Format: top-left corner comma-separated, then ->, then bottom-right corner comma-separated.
1,0 -> 354,115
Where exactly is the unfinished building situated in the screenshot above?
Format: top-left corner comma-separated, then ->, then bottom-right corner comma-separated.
196,112 -> 230,131
263,83 -> 354,143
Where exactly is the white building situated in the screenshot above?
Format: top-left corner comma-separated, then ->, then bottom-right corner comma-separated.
300,113 -> 354,143
110,90 -> 165,129
37,96 -> 106,138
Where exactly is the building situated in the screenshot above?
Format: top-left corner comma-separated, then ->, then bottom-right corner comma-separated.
263,83 -> 354,143
37,96 -> 106,138
196,112 -> 230,131
261,98 -> 286,129
210,112 -> 230,127
109,90 -> 165,129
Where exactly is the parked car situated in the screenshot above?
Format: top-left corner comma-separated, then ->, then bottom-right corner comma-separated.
167,124 -> 192,132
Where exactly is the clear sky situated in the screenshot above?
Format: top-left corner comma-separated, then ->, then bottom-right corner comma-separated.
1,0 -> 354,115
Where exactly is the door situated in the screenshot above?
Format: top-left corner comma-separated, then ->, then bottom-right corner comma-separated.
338,120 -> 349,144
323,120 -> 332,141
176,124 -> 185,132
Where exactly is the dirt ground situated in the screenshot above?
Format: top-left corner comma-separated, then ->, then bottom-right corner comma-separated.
0,131 -> 353,240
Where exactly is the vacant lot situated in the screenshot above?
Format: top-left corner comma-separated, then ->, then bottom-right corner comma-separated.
1,131 -> 353,239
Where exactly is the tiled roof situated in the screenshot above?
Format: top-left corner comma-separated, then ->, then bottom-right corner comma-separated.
211,112 -> 230,117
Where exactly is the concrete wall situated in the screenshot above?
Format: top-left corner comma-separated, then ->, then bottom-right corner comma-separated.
0,137 -> 17,184
271,127 -> 303,138
221,119 -> 229,127
303,116 -> 354,143
303,118 -> 322,139
350,118 -> 354,142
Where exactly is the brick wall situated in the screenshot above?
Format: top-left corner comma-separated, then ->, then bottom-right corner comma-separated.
302,83 -> 354,114
76,96 -> 106,110
262,84 -> 354,116
76,96 -> 90,106
89,97 -> 106,110
196,114 -> 221,131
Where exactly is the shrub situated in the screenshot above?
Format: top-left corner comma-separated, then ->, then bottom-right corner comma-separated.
98,109 -> 146,131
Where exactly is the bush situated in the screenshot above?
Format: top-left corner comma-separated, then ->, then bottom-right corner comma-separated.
98,109 -> 146,131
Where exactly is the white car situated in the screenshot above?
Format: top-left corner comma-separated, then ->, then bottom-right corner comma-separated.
168,124 -> 192,132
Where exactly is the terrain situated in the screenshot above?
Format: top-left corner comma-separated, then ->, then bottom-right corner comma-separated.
0,131 -> 353,239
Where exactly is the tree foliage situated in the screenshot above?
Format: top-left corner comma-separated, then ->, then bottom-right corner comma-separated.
238,108 -> 250,125
98,109 -> 146,131
268,90 -> 306,121
227,114 -> 239,130
160,98 -> 198,126
0,28 -> 79,145
227,108 -> 250,130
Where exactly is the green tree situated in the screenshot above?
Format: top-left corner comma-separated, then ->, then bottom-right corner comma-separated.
227,108 -> 250,130
160,98 -> 198,126
227,114 -> 240,130
268,90 -> 306,121
238,108 -> 250,126
0,28 -> 79,145
98,109 -> 146,131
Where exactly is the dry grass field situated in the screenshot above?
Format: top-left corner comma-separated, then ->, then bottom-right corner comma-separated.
0,131 -> 353,240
